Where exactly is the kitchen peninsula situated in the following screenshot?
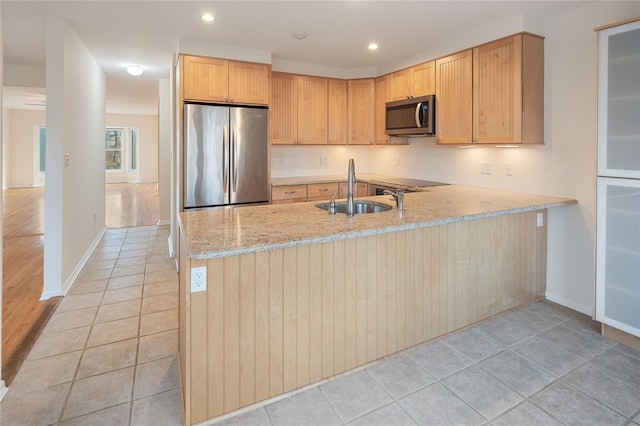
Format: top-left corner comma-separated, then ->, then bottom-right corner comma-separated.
177,185 -> 576,425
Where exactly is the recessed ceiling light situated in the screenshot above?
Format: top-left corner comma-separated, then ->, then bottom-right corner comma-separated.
368,43 -> 379,50
126,65 -> 144,76
292,31 -> 308,40
202,14 -> 215,22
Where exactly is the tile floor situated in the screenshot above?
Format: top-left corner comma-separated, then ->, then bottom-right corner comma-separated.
1,225 -> 639,426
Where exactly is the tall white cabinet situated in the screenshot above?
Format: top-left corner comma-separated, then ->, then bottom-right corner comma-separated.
595,19 -> 640,338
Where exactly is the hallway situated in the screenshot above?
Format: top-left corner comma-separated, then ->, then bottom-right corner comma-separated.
2,183 -> 159,384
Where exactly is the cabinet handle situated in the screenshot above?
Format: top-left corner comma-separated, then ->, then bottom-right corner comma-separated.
318,188 -> 328,192
284,191 -> 296,195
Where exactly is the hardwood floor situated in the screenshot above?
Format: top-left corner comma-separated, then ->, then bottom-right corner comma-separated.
2,183 -> 159,384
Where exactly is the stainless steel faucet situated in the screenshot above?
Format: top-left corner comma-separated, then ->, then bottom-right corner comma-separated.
383,188 -> 405,211
346,158 -> 356,217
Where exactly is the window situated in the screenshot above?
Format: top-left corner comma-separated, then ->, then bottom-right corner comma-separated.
130,128 -> 138,172
105,128 -> 123,171
38,126 -> 46,173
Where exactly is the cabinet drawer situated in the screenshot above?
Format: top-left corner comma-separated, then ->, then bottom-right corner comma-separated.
272,185 -> 307,202
307,183 -> 339,201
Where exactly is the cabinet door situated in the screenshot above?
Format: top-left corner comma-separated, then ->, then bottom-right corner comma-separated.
435,50 -> 473,144
272,185 -> 307,204
596,178 -> 640,337
270,73 -> 297,145
328,79 -> 348,144
356,182 -> 369,197
297,76 -> 328,144
473,35 -> 522,144
229,61 -> 270,105
182,55 -> 229,102
348,79 -> 375,145
411,61 -> 435,97
374,75 -> 391,145
308,183 -> 339,201
389,68 -> 412,101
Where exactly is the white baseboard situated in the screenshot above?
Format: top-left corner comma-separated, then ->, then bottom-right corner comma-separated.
40,225 -> 107,300
157,219 -> 171,226
0,380 -> 8,401
545,291 -> 592,317
167,234 -> 175,258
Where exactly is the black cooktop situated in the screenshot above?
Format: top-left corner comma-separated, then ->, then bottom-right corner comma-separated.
377,177 -> 449,188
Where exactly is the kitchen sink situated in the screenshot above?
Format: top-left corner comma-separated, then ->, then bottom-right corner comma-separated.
315,200 -> 393,214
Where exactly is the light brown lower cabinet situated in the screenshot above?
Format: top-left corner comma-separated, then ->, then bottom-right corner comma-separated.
179,209 -> 547,424
271,184 -> 307,204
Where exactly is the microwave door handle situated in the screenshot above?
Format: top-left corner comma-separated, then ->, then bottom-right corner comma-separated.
415,102 -> 423,128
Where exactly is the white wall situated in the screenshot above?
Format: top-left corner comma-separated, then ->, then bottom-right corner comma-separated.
271,2 -> 640,316
271,145 -> 370,178
2,107 -> 10,189
105,113 -> 158,183
158,78 -> 171,225
43,17 -> 106,298
5,109 -> 45,187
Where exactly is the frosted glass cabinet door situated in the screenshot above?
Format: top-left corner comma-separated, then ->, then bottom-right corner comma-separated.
596,178 -> 640,337
597,20 -> 640,179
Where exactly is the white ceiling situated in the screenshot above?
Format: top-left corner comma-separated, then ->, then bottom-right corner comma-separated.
2,0 -> 593,115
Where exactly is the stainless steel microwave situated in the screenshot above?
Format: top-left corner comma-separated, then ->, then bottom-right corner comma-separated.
385,94 -> 435,137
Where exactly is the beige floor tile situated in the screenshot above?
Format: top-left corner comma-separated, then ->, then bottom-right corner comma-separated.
76,267 -> 112,281
111,263 -> 146,278
102,285 -> 143,305
77,338 -> 138,379
60,403 -> 131,426
86,316 -> 139,347
62,367 -> 135,420
9,351 -> 82,395
55,292 -> 104,313
119,248 -> 148,258
145,269 -> 178,284
133,356 -> 179,399
143,280 -> 178,297
141,292 -> 178,315
84,258 -> 117,270
67,278 -> 108,295
0,382 -> 71,426
88,250 -> 120,261
43,306 -> 98,334
27,326 -> 91,360
107,273 -> 144,290
115,255 -> 148,268
140,308 -> 178,336
131,388 -> 183,426
145,260 -> 176,273
138,330 -> 178,364
95,298 -> 141,323
122,242 -> 149,252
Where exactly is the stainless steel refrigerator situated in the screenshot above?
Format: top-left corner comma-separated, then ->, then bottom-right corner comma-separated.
184,103 -> 269,209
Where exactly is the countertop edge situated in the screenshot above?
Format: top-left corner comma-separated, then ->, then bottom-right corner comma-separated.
180,198 -> 576,260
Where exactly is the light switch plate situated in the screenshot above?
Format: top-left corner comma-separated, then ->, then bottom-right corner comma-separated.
191,266 -> 207,293
537,212 -> 544,227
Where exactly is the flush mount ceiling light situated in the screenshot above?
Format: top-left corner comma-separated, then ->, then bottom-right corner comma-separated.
126,65 -> 144,76
201,13 -> 215,22
368,42 -> 379,50
292,31 -> 308,40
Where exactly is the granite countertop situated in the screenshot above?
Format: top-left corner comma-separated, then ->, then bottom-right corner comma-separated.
179,185 -> 577,260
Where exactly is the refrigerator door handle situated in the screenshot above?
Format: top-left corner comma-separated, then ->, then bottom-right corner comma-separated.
232,126 -> 238,193
223,125 -> 229,193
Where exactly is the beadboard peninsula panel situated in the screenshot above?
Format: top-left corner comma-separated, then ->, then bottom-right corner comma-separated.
181,210 -> 547,423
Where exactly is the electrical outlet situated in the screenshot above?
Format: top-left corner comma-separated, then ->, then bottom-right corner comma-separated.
191,266 -> 207,293
505,163 -> 514,176
480,162 -> 492,175
395,158 -> 401,167
537,212 -> 544,227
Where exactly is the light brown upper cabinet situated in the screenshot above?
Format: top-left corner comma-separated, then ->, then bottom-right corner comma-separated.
389,61 -> 436,101
348,79 -> 375,145
473,34 -> 544,144
270,73 -> 297,144
328,79 -> 348,145
374,75 -> 391,145
436,34 -> 544,145
181,55 -> 270,105
270,73 -> 328,144
435,50 -> 474,144
297,75 -> 329,144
